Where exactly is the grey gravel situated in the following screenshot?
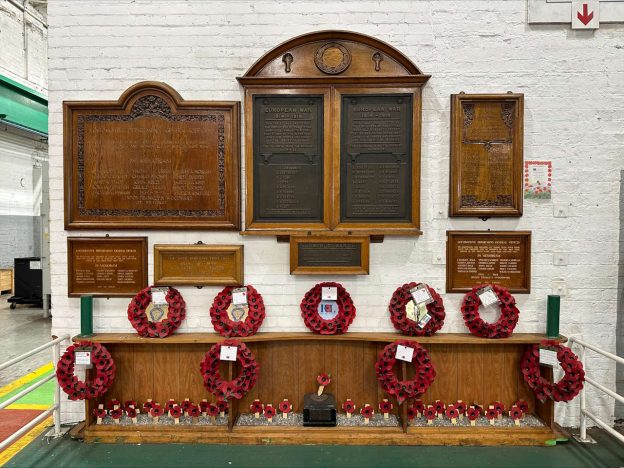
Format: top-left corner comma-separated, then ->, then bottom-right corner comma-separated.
408,414 -> 544,427
236,413 -> 399,427
99,413 -> 227,426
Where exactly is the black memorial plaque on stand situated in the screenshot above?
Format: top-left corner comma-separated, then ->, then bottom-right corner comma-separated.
340,94 -> 413,222
253,95 -> 324,223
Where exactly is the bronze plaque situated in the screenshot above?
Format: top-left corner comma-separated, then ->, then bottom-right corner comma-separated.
340,94 -> 413,222
154,245 -> 243,287
446,231 -> 531,293
290,236 -> 369,275
253,95 -> 324,223
64,81 -> 240,229
67,237 -> 148,297
450,94 -> 523,217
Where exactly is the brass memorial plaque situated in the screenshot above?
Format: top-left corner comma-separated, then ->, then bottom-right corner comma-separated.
154,245 -> 243,287
450,94 -> 523,217
446,231 -> 531,293
340,94 -> 413,222
64,81 -> 240,229
253,95 -> 324,223
290,236 -> 369,275
67,237 -> 148,297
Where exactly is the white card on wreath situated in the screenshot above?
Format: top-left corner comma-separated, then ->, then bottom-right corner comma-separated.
75,350 -> 92,366
322,287 -> 338,301
539,348 -> 558,367
410,285 -> 432,305
151,288 -> 167,306
220,346 -> 238,361
477,287 -> 499,307
395,345 -> 414,362
232,288 -> 248,305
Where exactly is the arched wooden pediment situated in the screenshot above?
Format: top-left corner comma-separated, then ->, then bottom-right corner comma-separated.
238,30 -> 429,85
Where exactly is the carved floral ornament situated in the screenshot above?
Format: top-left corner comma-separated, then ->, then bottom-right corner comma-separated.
314,42 -> 352,74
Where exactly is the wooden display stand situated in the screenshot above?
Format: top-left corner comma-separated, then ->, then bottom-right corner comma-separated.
72,332 -> 564,446
0,268 -> 13,294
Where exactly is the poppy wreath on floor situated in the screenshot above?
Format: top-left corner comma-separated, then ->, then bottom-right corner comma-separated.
300,282 -> 356,335
127,285 -> 186,338
460,284 -> 519,338
210,285 -> 266,337
520,340 -> 585,402
56,341 -> 115,400
388,282 -> 445,336
375,340 -> 436,404
199,339 -> 259,401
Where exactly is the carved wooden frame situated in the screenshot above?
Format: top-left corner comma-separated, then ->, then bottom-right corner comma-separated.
67,236 -> 148,297
64,81 -> 241,229
449,93 -> 524,217
153,244 -> 243,287
446,230 -> 531,293
289,235 -> 370,275
237,30 -> 430,238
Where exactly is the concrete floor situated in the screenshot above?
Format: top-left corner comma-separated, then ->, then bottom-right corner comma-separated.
0,294 -> 52,386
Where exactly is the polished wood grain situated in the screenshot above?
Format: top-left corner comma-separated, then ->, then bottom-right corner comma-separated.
289,235 -> 369,275
446,230 -> 531,293
153,244 -> 243,287
449,93 -> 524,217
64,81 -> 240,230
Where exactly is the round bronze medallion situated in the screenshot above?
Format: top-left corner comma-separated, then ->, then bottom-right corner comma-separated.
314,43 -> 351,75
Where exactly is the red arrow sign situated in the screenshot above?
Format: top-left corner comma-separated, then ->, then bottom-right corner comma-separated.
577,3 -> 594,26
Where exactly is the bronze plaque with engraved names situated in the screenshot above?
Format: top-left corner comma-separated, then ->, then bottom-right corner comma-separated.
340,94 -> 413,222
446,231 -> 531,293
154,244 -> 243,287
67,237 -> 148,297
450,93 -> 523,217
290,236 -> 369,275
253,95 -> 324,223
64,81 -> 240,229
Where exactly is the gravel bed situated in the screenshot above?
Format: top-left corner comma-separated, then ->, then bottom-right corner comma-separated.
236,413 -> 399,427
408,414 -> 544,427
99,413 -> 228,426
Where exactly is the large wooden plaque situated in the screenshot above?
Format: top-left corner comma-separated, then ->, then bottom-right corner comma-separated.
64,81 -> 240,229
446,231 -> 531,293
153,245 -> 243,287
67,237 -> 148,297
450,94 -> 523,217
340,93 -> 413,222
253,95 -> 324,223
290,236 -> 369,275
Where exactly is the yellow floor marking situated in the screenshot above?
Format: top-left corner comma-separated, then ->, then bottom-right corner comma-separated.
0,363 -> 53,399
0,416 -> 52,466
4,404 -> 50,411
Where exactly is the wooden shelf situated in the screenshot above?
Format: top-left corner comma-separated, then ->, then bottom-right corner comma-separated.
74,332 -> 565,345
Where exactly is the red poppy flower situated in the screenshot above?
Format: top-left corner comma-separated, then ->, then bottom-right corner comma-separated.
93,407 -> 106,419
264,404 -> 276,420
509,405 -> 522,420
250,399 -> 264,414
515,399 -> 528,413
127,286 -> 186,338
126,407 -> 137,419
467,407 -> 480,421
434,400 -> 445,415
110,408 -> 122,420
189,405 -> 200,418
279,400 -> 292,414
445,405 -> 459,420
455,400 -> 467,415
217,400 -> 228,415
407,406 -> 417,420
170,405 -> 182,419
413,399 -> 424,415
493,401 -> 504,416
425,406 -> 436,420
106,399 -> 121,411
379,400 -> 393,414
342,399 -> 356,414
486,408 -> 497,420
360,404 -> 374,419
317,373 -> 331,387
165,399 -> 177,412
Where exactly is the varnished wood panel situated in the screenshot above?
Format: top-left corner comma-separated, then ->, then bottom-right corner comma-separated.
64,81 -> 240,230
450,93 -> 523,217
290,235 -> 369,275
456,344 -> 484,405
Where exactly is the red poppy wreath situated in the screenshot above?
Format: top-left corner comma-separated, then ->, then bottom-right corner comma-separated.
199,340 -> 259,401
388,282 -> 445,336
460,284 -> 519,338
521,340 -> 585,402
127,285 -> 186,338
210,285 -> 265,337
375,340 -> 436,404
56,341 -> 115,400
300,282 -> 356,335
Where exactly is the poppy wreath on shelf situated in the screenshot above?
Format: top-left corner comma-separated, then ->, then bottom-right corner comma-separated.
127,285 -> 186,338
300,282 -> 356,335
199,339 -> 259,401
520,340 -> 585,402
210,285 -> 266,337
56,341 -> 115,401
460,284 -> 519,338
375,340 -> 436,404
388,282 -> 445,336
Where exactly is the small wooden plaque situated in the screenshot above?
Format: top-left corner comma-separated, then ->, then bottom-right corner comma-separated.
446,231 -> 531,293
290,236 -> 369,275
64,81 -> 240,230
450,93 -> 523,217
154,245 -> 243,286
67,237 -> 148,297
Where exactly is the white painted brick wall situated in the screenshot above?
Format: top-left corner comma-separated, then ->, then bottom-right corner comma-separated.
47,0 -> 624,427
0,0 -> 48,93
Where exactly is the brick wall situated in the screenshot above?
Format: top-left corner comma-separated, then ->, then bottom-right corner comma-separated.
47,0 -> 624,426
